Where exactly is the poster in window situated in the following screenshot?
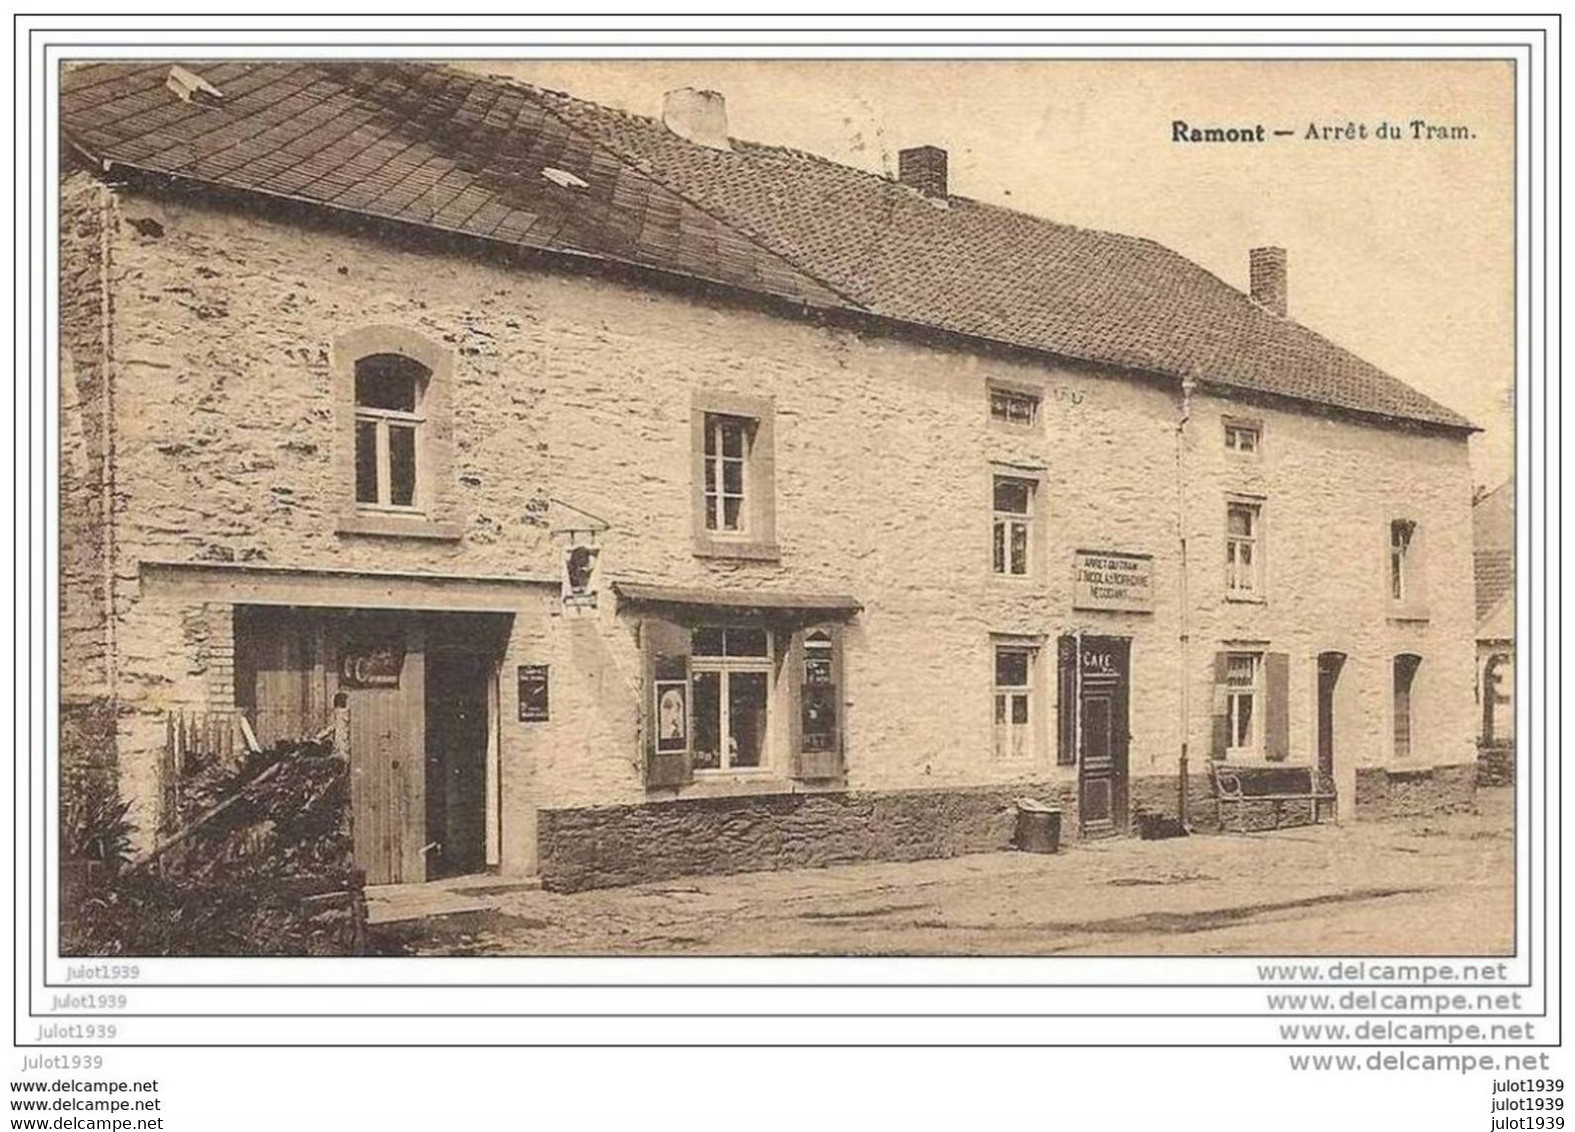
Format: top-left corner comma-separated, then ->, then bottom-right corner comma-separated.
801,685 -> 837,752
803,630 -> 835,685
655,680 -> 688,752
518,664 -> 549,723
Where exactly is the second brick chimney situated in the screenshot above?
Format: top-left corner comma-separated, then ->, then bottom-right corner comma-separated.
1249,246 -> 1288,317
898,145 -> 948,198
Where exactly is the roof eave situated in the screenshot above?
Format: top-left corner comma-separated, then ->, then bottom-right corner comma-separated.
1192,375 -> 1479,435
76,142 -> 1478,437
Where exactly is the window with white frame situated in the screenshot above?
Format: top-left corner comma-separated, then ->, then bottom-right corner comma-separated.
1390,519 -> 1417,602
989,387 -> 1040,428
701,414 -> 753,535
1225,499 -> 1263,597
1224,419 -> 1262,454
353,354 -> 429,510
691,392 -> 777,560
690,626 -> 772,771
993,476 -> 1035,576
1224,651 -> 1262,758
993,645 -> 1036,760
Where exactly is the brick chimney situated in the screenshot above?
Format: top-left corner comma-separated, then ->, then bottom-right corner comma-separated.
898,145 -> 948,198
1249,246 -> 1288,316
662,88 -> 730,150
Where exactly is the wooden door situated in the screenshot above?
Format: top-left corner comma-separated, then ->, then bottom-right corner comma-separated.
234,607 -> 333,746
1078,637 -> 1131,837
343,616 -> 425,885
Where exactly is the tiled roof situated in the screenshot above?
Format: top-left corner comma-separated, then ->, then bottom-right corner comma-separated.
61,61 -> 1474,430
1472,480 -> 1514,630
1473,478 -> 1514,551
1474,549 -> 1514,626
59,62 -> 847,310
1478,591 -> 1513,642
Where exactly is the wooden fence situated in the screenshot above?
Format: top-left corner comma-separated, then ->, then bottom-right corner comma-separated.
160,706 -> 333,833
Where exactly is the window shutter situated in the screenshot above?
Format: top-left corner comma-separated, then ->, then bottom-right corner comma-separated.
1209,652 -> 1230,760
1264,651 -> 1290,762
643,618 -> 693,788
785,629 -> 805,760
793,622 -> 845,780
1056,634 -> 1078,765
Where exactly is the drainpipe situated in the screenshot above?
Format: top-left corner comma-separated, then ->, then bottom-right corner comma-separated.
98,182 -> 118,703
1175,373 -> 1196,828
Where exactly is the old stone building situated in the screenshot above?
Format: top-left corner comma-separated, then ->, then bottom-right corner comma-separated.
59,62 -> 1480,891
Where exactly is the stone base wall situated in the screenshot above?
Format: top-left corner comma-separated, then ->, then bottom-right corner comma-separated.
539,760 -> 1477,890
538,783 -> 1067,892
1215,798 -> 1322,832
1477,741 -> 1515,788
538,773 -> 1235,892
1136,772 -> 1221,833
1353,763 -> 1478,821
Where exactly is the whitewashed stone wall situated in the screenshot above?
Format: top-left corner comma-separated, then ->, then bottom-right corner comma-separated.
60,172 -> 1477,868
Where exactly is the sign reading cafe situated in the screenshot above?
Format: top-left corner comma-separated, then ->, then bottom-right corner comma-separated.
1072,549 -> 1155,613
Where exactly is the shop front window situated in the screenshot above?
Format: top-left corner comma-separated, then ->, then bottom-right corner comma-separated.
691,627 -> 772,771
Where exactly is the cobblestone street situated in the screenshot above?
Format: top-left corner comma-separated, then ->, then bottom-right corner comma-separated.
371,788 -> 1514,956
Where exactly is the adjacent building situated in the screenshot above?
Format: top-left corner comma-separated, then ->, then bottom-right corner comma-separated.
60,62 -> 1481,891
1474,480 -> 1515,784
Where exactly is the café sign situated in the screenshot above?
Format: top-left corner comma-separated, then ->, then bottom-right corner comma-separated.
340,633 -> 404,688
1072,549 -> 1155,613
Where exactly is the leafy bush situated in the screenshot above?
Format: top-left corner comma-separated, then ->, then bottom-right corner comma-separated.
61,781 -> 134,866
60,738 -> 366,956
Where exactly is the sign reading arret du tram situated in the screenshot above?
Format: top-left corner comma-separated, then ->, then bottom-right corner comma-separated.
1072,549 -> 1155,613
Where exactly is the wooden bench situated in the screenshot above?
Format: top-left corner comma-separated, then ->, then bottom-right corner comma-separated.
1210,763 -> 1336,831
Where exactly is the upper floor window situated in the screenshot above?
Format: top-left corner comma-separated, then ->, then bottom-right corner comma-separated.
1389,519 -> 1417,602
989,386 -> 1040,428
993,475 -> 1036,577
1224,418 -> 1262,454
692,392 -> 778,561
353,353 -> 429,511
333,328 -> 459,541
702,414 -> 752,534
1225,498 -> 1264,598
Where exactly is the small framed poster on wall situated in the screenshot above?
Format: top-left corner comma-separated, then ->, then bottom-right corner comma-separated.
518,664 -> 549,722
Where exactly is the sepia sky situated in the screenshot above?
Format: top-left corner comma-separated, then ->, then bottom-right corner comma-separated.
466,59 -> 1516,491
